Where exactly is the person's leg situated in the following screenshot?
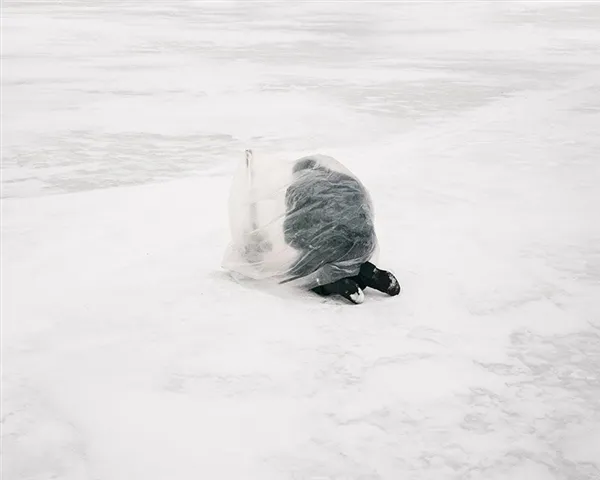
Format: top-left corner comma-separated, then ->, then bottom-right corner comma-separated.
311,278 -> 365,304
311,285 -> 331,296
350,274 -> 368,291
357,262 -> 400,296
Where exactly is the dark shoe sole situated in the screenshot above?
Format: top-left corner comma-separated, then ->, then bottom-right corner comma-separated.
359,263 -> 401,296
312,278 -> 364,304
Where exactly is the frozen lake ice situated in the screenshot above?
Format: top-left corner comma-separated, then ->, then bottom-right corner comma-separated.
2,2 -> 600,479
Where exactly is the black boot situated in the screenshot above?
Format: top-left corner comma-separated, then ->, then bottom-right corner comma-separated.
357,262 -> 400,296
312,278 -> 364,304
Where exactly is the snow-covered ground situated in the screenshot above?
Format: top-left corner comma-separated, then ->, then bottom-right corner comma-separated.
2,2 -> 600,479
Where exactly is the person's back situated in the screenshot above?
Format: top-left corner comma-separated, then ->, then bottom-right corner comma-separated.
282,156 -> 376,283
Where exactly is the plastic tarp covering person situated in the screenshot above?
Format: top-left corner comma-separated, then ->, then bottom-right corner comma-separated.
222,150 -> 379,289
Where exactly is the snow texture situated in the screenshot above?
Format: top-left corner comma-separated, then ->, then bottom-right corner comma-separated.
223,152 -> 378,288
2,2 -> 600,480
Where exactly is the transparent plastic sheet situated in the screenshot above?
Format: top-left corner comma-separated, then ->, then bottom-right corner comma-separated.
222,151 -> 379,289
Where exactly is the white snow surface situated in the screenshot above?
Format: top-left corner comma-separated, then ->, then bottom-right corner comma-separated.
2,2 -> 600,479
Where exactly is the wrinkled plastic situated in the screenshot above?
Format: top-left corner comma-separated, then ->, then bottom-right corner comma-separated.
222,151 -> 378,288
